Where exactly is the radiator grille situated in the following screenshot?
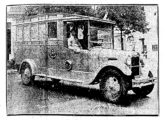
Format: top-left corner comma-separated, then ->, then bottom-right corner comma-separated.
131,56 -> 140,76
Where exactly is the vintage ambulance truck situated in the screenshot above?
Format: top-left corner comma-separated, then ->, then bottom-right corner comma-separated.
11,13 -> 156,103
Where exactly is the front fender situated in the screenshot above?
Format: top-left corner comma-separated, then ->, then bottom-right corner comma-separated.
142,59 -> 157,78
19,59 -> 38,75
96,60 -> 132,76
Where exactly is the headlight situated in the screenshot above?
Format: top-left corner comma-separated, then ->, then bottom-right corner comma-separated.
125,56 -> 131,66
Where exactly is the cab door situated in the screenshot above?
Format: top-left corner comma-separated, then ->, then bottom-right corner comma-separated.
47,21 -> 63,75
64,48 -> 90,82
61,21 -> 91,82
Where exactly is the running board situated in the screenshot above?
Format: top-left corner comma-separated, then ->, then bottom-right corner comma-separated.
34,74 -> 83,83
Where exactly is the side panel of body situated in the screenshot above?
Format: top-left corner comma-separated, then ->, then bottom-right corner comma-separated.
47,20 -> 92,83
13,18 -> 48,74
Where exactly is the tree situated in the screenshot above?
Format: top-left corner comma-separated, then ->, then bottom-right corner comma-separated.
96,5 -> 149,50
24,5 -> 95,17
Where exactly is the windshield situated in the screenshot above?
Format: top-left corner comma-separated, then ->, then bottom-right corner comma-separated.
89,21 -> 113,49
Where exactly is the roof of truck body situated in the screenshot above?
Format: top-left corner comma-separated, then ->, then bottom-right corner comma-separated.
14,13 -> 116,25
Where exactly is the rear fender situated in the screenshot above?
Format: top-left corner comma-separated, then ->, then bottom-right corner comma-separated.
19,59 -> 38,75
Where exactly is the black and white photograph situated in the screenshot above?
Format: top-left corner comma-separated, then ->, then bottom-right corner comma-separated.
6,4 -> 159,115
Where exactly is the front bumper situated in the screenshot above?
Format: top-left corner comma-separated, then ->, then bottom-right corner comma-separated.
132,76 -> 156,88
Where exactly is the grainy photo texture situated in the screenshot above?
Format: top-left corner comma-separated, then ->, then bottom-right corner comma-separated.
7,4 -> 158,115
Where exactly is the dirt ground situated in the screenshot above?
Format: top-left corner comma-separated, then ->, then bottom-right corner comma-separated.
7,70 -> 159,115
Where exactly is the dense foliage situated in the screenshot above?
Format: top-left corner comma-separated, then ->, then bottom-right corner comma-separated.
96,5 -> 149,33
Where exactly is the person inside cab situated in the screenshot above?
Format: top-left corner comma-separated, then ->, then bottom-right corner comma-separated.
68,31 -> 82,52
78,24 -> 88,49
78,25 -> 84,40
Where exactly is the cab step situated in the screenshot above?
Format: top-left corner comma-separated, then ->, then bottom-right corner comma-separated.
34,74 -> 83,83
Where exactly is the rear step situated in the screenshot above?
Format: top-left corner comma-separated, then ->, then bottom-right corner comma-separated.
35,74 -> 83,83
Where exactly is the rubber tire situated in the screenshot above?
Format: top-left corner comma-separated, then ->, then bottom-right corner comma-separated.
133,84 -> 154,97
100,69 -> 127,103
21,63 -> 35,85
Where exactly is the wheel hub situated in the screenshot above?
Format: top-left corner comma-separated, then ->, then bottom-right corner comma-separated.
106,77 -> 120,93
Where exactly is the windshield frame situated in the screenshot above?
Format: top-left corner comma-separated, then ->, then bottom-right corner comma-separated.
88,20 -> 114,50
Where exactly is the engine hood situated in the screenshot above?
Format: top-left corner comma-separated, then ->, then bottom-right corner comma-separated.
90,48 -> 139,60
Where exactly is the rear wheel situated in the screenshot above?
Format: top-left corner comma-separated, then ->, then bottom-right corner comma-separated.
133,84 -> 154,97
21,63 -> 34,85
100,69 -> 127,103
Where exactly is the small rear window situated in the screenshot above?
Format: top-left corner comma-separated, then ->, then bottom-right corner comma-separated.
48,22 -> 57,38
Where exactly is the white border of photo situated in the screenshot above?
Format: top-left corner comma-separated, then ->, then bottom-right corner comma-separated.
1,0 -> 163,120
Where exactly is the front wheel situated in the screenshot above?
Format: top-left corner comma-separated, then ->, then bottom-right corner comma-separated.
100,69 -> 127,103
21,63 -> 34,85
133,84 -> 154,97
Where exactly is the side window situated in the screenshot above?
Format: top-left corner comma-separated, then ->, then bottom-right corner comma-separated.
66,22 -> 88,50
48,22 -> 57,38
16,25 -> 23,41
39,23 -> 46,41
90,26 -> 112,49
66,22 -> 74,38
23,24 -> 30,41
31,23 -> 38,41
152,44 -> 158,51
